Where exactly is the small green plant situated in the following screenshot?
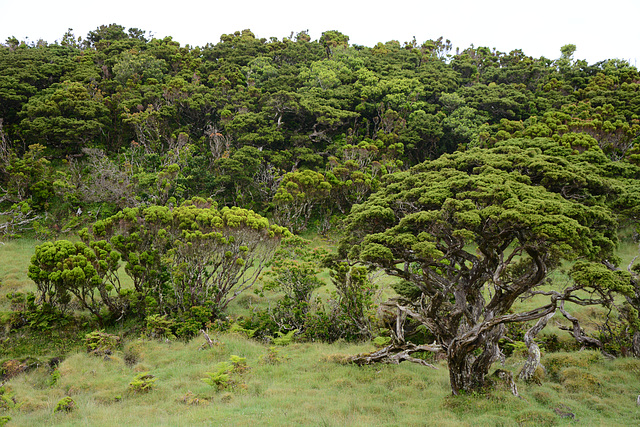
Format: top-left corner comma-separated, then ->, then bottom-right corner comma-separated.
202,355 -> 249,390
85,330 -> 121,356
229,355 -> 248,373
0,394 -> 17,412
229,321 -> 257,338
53,396 -> 75,413
145,314 -> 176,340
272,329 -> 297,346
48,369 -> 61,387
372,336 -> 392,348
202,362 -> 234,390
128,372 -> 157,394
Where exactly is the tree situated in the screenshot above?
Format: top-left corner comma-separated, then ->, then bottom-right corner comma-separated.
28,239 -> 124,324
29,198 -> 289,323
18,81 -> 109,155
319,31 -> 350,58
273,170 -> 331,233
336,138 -> 632,394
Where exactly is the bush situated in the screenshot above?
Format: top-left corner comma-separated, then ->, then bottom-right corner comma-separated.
128,373 -> 157,394
202,355 -> 248,390
53,396 -> 75,413
145,314 -> 176,340
85,330 -> 121,356
202,362 -> 234,390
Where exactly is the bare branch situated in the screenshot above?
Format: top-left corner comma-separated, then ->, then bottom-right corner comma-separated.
346,342 -> 442,368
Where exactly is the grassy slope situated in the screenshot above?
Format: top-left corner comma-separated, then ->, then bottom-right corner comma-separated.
2,238 -> 640,425
3,334 -> 640,426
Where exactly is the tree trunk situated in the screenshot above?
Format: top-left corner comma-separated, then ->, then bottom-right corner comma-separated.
633,331 -> 640,358
448,350 -> 477,395
519,310 -> 555,381
448,326 -> 504,395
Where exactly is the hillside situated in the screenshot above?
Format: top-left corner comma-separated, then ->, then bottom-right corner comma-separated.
1,25 -> 640,426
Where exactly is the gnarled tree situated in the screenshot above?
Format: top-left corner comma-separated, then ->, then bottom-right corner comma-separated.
336,138 -> 636,394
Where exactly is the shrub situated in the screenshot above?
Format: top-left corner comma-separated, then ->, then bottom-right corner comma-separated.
128,373 -> 157,394
145,314 -> 176,340
53,396 -> 75,413
48,369 -> 61,387
272,330 -> 297,346
202,362 -> 234,390
202,355 -> 248,390
85,330 -> 121,356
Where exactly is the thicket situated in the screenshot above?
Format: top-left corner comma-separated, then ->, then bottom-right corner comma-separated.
2,27 -> 639,240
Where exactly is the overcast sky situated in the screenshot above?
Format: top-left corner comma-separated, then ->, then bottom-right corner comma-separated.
1,0 -> 638,66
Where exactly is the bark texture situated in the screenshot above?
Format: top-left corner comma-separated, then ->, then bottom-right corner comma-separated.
519,310 -> 556,381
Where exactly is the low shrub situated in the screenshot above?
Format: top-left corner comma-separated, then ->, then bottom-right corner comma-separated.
128,372 -> 157,394
53,396 -> 75,413
202,355 -> 248,391
85,330 -> 121,356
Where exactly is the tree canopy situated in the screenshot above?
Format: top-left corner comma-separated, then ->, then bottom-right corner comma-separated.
336,138 -> 639,393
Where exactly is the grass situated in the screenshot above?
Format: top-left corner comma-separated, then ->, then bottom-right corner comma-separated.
3,334 -> 640,426
2,234 -> 640,425
0,239 -> 38,308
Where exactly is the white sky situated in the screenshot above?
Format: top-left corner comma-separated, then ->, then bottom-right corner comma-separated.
1,0 -> 638,66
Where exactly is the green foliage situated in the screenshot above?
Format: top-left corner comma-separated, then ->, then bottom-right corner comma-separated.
128,372 -> 157,394
372,336 -> 392,348
48,369 -> 61,387
18,81 -> 109,156
273,170 -> 332,233
202,355 -> 248,390
272,330 -> 298,346
201,361 -> 234,390
28,239 -> 125,323
53,396 -> 75,413
260,236 -> 326,332
328,262 -> 378,341
145,314 -> 176,340
84,330 -> 121,355
27,198 -> 288,326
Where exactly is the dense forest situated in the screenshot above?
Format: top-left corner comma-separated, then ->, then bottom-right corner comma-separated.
2,24 -> 639,235
2,23 -> 640,412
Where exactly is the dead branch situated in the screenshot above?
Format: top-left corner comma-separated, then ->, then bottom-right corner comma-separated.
346,342 -> 442,369
558,302 -> 615,359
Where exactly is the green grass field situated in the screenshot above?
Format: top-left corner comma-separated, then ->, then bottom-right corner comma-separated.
3,334 -> 640,426
2,238 -> 640,426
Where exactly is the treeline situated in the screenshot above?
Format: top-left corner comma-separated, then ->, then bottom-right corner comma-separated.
1,24 -> 639,236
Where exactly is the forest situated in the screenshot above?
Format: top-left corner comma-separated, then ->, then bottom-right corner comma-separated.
1,23 -> 640,425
